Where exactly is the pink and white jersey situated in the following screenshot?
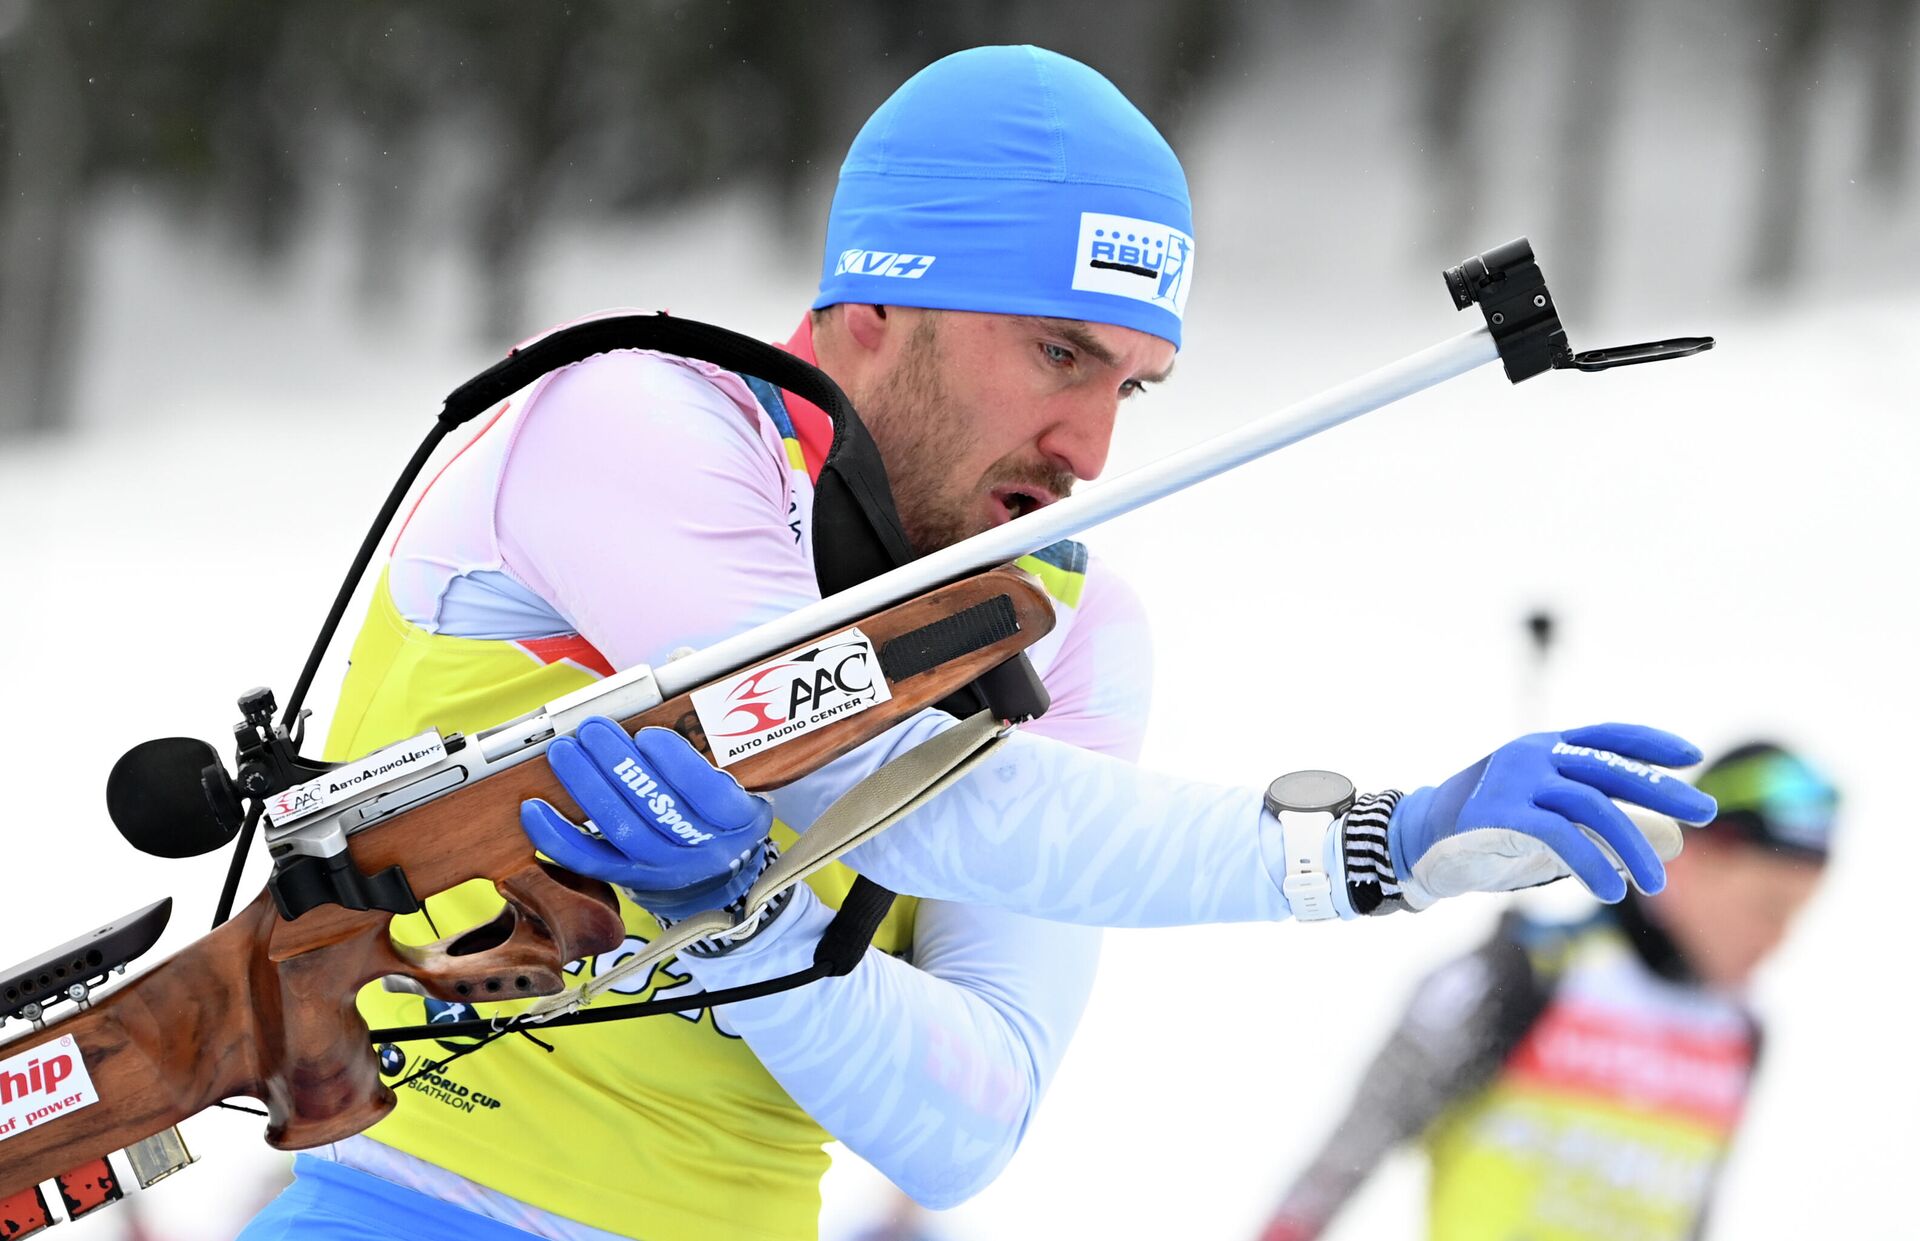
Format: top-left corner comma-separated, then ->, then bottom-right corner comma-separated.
322,314 -> 1303,1231
384,314 -> 1149,760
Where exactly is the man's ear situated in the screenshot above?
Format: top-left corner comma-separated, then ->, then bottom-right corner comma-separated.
839,303 -> 890,352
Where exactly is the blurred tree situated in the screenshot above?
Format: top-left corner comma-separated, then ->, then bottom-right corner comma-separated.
11,0 -> 1905,437
0,0 -> 1244,437
1860,0 -> 1916,195
1750,0 -> 1826,286
1747,0 -> 1919,283
1416,0 -> 1625,303
0,0 -> 308,437
1416,0 -> 1501,260
0,0 -> 87,438
1552,0 -> 1626,307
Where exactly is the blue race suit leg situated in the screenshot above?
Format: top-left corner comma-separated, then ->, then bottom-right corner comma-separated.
237,1155 -> 542,1240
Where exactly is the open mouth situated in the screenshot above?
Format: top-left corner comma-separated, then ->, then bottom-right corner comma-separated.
989,485 -> 1058,525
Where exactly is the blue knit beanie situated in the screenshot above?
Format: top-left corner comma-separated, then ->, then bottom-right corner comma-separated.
814,45 -> 1195,348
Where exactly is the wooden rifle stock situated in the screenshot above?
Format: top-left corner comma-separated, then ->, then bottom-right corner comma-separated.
0,565 -> 1052,1197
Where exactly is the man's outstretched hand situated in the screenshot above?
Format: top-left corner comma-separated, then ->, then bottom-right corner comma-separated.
1389,723 -> 1717,909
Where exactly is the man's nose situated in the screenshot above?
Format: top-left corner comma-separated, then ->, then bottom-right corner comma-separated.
1037,392 -> 1120,481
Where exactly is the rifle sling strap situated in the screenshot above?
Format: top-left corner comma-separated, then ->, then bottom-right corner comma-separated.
447,312 -> 1044,726
358,315 -> 1043,1048
371,710 -> 1010,1046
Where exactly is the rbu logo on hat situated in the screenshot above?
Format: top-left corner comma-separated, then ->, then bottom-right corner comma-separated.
1071,213 -> 1194,319
836,250 -> 937,279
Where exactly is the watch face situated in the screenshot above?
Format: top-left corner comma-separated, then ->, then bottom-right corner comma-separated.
1266,769 -> 1356,814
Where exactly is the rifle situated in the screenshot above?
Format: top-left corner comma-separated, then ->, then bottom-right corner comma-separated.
0,238 -> 1711,1226
0,564 -> 1055,1210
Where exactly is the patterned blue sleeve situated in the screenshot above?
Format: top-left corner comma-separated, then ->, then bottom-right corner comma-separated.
677,884 -> 1101,1207
775,714 -> 1296,927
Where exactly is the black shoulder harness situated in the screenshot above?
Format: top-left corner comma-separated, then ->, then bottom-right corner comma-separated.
333,312 -> 1043,1051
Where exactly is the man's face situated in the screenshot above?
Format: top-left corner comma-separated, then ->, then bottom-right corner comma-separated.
1652,839 -> 1825,990
846,308 -> 1176,554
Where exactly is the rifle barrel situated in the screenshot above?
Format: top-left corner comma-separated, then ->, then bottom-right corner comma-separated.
657,326 -> 1497,700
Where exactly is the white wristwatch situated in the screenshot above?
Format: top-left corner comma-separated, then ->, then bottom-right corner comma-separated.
1263,769 -> 1356,922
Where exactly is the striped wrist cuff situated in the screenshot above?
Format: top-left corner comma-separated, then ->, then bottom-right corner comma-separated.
652,843 -> 796,958
1342,790 -> 1406,916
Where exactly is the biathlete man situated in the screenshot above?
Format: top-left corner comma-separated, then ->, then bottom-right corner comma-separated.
1255,742 -> 1836,1241
241,46 -> 1715,1241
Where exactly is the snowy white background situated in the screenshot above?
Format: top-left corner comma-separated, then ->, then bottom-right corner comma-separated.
3,7 -> 1917,1239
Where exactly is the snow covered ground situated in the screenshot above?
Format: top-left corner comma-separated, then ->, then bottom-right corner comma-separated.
3,19 -> 1917,1235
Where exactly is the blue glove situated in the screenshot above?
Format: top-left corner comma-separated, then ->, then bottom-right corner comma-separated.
1389,722 -> 1718,908
521,718 -> 774,923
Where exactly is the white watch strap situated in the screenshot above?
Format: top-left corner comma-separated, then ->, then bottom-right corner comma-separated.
1278,809 -> 1340,921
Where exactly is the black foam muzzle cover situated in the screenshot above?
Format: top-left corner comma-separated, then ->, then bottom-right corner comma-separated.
107,737 -> 243,858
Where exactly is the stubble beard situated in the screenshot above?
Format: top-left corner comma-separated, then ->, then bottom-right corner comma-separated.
852,316 -> 980,556
852,314 -> 1079,557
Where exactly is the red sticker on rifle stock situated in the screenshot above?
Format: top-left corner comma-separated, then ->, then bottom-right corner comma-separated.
690,628 -> 892,768
0,1036 -> 100,1144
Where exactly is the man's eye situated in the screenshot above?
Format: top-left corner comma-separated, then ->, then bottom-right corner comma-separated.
1120,379 -> 1152,399
1041,342 -> 1075,367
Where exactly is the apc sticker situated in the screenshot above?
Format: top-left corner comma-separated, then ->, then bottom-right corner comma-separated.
267,731 -> 447,825
690,628 -> 892,767
0,1036 -> 101,1144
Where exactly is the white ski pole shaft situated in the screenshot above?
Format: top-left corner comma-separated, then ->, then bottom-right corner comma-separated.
657,325 -> 1499,699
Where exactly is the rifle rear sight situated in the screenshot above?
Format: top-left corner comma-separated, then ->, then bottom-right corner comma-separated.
1443,237 -> 1712,382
